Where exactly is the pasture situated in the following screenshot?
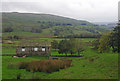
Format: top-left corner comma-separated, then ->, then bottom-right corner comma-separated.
1,38 -> 118,79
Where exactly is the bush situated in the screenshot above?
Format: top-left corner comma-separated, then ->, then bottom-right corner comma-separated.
18,59 -> 72,73
19,62 -> 29,69
3,27 -> 13,32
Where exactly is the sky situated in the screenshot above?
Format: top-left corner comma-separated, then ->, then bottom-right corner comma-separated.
1,0 -> 120,22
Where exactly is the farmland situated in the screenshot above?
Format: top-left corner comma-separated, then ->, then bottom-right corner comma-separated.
2,12 -> 113,39
2,38 -> 118,79
1,12 -> 119,80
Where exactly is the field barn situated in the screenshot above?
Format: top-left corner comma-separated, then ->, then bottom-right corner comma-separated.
16,41 -> 51,57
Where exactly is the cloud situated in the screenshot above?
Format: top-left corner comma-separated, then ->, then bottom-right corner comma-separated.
1,0 -> 120,22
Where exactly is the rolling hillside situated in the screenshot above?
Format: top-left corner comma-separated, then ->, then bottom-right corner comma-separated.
2,12 -> 113,38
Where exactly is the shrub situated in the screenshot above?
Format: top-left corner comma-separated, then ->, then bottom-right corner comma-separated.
18,59 -> 72,73
3,27 -> 13,32
19,62 -> 29,69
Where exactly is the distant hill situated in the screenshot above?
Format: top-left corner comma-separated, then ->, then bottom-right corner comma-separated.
2,12 -> 113,38
92,22 -> 117,28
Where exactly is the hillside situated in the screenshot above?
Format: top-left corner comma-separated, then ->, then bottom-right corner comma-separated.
2,12 -> 113,38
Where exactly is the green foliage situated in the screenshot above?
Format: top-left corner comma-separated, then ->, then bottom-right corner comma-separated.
2,12 -> 113,38
68,39 -> 76,55
110,26 -> 120,53
92,39 -> 100,50
97,26 -> 120,53
3,27 -> 13,32
58,38 -> 85,55
4,35 -> 20,40
58,40 -> 70,55
51,40 -> 59,51
13,35 -> 20,40
31,27 -> 42,33
73,38 -> 85,55
98,33 -> 111,53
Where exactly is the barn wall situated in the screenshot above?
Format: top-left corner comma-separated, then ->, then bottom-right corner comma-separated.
16,46 -> 50,56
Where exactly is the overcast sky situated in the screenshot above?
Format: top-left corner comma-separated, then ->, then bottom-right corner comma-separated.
1,0 -> 120,22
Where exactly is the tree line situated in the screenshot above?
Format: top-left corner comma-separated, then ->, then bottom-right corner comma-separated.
51,26 -> 120,54
92,26 -> 120,53
65,33 -> 100,38
51,39 -> 85,56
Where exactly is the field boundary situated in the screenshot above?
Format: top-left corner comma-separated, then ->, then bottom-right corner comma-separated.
51,55 -> 83,57
0,54 -> 16,56
1,54 -> 84,57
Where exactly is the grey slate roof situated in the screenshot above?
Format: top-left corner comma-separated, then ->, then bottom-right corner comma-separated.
17,40 -> 51,47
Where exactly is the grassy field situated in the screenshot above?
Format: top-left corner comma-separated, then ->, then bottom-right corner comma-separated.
2,38 -> 95,55
2,12 -> 117,79
2,38 -> 118,79
2,46 -> 118,79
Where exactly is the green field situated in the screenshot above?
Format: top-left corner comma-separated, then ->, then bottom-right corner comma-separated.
2,42 -> 118,79
2,38 -> 95,55
1,12 -> 118,80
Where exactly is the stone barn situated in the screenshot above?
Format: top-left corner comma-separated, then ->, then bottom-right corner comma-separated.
16,41 -> 51,57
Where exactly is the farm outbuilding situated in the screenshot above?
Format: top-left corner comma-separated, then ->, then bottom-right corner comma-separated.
16,40 -> 51,57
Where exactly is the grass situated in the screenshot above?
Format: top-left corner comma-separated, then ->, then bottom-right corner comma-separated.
3,32 -> 44,37
2,47 -> 16,55
2,38 -> 92,55
2,46 -> 118,79
2,38 -> 118,79
2,56 -> 49,79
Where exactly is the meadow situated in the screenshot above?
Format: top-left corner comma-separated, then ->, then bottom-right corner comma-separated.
2,38 -> 118,79
2,38 -> 95,55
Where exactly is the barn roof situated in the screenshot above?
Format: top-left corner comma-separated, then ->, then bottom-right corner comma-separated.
17,40 -> 51,47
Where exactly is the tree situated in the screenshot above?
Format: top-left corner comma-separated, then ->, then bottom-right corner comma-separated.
74,38 -> 85,55
93,26 -> 120,53
51,40 -> 58,51
13,35 -> 19,40
110,26 -> 120,53
68,38 -> 76,55
98,32 -> 111,53
58,40 -> 69,56
7,36 -> 13,40
31,28 -> 42,33
4,27 -> 13,32
92,39 -> 100,50
58,38 -> 85,56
